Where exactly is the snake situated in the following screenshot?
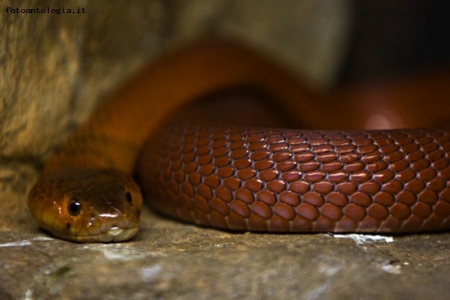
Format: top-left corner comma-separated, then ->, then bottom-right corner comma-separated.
28,39 -> 450,242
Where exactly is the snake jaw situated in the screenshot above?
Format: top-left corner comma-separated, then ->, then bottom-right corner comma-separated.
102,226 -> 140,242
49,226 -> 140,243
108,226 -> 123,236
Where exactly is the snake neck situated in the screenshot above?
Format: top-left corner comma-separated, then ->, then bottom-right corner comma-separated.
41,127 -> 142,177
42,38 -> 324,177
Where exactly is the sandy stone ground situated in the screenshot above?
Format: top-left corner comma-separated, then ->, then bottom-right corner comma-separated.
2,209 -> 450,299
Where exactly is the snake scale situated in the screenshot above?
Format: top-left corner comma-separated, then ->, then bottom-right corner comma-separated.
28,39 -> 450,242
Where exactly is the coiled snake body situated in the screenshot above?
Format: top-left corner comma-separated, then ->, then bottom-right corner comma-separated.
28,39 -> 450,242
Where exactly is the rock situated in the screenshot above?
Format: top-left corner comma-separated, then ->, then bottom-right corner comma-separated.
1,211 -> 450,299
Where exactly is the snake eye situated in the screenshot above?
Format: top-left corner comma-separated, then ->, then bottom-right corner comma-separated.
68,198 -> 81,216
125,191 -> 132,204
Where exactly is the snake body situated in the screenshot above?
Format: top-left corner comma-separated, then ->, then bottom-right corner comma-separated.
140,126 -> 450,233
27,39 -> 450,242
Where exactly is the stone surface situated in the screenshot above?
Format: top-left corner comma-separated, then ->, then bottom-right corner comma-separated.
3,1 -> 450,299
2,210 -> 450,299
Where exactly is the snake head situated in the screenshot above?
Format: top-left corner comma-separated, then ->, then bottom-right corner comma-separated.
28,169 -> 143,242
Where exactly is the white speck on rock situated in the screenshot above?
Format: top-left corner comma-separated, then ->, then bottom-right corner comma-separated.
332,234 -> 394,245
83,244 -> 146,261
0,236 -> 54,247
32,236 -> 54,241
382,263 -> 402,275
0,240 -> 31,247
140,264 -> 163,281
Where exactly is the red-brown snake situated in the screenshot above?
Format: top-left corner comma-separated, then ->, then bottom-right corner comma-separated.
28,39 -> 450,242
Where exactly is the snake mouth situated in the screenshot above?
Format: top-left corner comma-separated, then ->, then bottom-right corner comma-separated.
108,226 -> 124,236
99,226 -> 140,242
51,226 -> 140,243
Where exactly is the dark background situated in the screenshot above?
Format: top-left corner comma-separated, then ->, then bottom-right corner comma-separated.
341,0 -> 450,84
